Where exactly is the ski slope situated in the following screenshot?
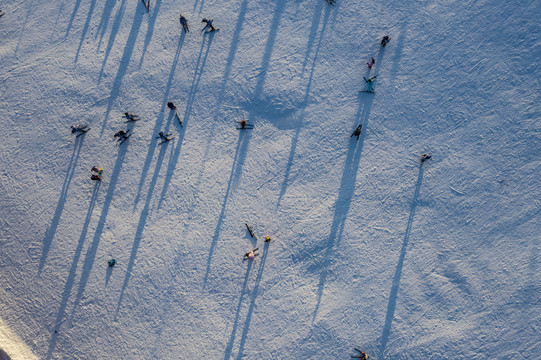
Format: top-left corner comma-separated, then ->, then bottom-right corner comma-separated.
0,0 -> 539,359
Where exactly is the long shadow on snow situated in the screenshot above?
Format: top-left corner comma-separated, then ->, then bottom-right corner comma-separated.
115,132 -> 173,317
70,136 -> 132,318
311,93 -> 374,323
95,0 -> 120,49
301,1 -> 324,77
223,261 -> 253,360
157,34 -> 215,205
277,5 -> 330,207
65,0 -> 83,37
75,0 -> 97,63
378,163 -> 424,359
203,130 -> 252,287
185,0 -> 249,203
101,4 -> 144,134
134,32 -> 186,210
39,135 -> 85,274
98,0 -> 128,80
138,0 -> 162,67
235,243 -> 270,360
45,182 -> 100,360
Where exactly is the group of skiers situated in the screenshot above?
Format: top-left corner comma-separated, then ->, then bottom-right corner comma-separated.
178,15 -> 218,33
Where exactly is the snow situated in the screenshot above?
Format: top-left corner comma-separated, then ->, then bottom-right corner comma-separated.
0,0 -> 539,359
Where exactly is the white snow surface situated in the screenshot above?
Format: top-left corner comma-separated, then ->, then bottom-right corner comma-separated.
0,0 -> 539,359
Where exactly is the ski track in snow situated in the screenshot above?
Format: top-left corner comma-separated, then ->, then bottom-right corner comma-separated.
0,0 -> 539,359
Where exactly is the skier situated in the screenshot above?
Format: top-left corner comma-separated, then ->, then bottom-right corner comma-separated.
157,131 -> 173,142
124,112 -> 140,121
381,35 -> 390,46
420,153 -> 431,162
237,120 -> 253,129
108,259 -> 116,267
167,101 -> 177,110
91,166 -> 103,175
367,57 -> 375,69
264,236 -> 272,243
201,18 -> 217,32
114,130 -> 128,140
325,0 -> 336,5
91,174 -> 102,181
352,348 -> 369,359
71,124 -> 88,133
243,248 -> 260,260
179,14 -> 189,32
362,75 -> 377,92
351,125 -> 362,140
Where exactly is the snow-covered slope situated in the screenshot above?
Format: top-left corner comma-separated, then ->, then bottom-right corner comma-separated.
0,0 -> 539,359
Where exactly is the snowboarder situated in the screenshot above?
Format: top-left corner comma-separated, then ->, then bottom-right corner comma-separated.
367,57 -> 375,69
381,35 -> 390,46
243,248 -> 260,260
420,153 -> 431,162
179,14 -> 189,32
124,112 -> 140,122
201,18 -> 217,32
351,125 -> 362,140
352,348 -> 369,359
157,131 -> 173,142
108,259 -> 116,267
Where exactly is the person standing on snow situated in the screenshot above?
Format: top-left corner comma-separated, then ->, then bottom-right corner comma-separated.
367,57 -> 375,69
201,18 -> 216,32
179,14 -> 189,32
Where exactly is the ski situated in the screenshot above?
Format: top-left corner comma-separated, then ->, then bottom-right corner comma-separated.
76,128 -> 90,137
205,29 -> 220,33
245,224 -> 255,238
236,126 -> 254,130
125,119 -> 140,122
175,111 -> 183,126
119,133 -> 131,145
159,138 -> 174,145
0,11 -> 5,17
359,90 -> 375,93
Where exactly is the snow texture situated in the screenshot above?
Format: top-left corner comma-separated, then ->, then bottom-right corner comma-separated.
0,0 -> 539,359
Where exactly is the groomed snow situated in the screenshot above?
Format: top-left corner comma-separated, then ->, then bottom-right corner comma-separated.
0,0 -> 539,359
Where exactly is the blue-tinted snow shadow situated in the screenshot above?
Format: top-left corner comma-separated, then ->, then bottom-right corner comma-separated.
100,3 -> 144,134
378,163 -> 424,358
277,5 -> 330,207
301,1 -> 324,77
65,0 -> 83,37
45,182 -> 100,360
75,0 -> 97,63
95,0 -> 120,49
115,128 -> 173,317
389,24 -> 406,81
70,137 -> 132,319
193,0 -> 206,15
235,243 -> 270,360
156,34 -> 215,205
311,92 -> 374,323
203,130 -> 252,287
98,0 -> 128,83
223,261 -> 253,360
133,32 -> 186,210
138,0 -> 162,67
39,135 -> 85,274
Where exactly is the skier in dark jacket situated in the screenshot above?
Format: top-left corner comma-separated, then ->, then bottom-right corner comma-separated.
421,153 -> 431,162
201,18 -> 216,32
381,35 -> 390,46
351,125 -> 362,140
167,102 -> 177,110
179,15 -> 189,32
